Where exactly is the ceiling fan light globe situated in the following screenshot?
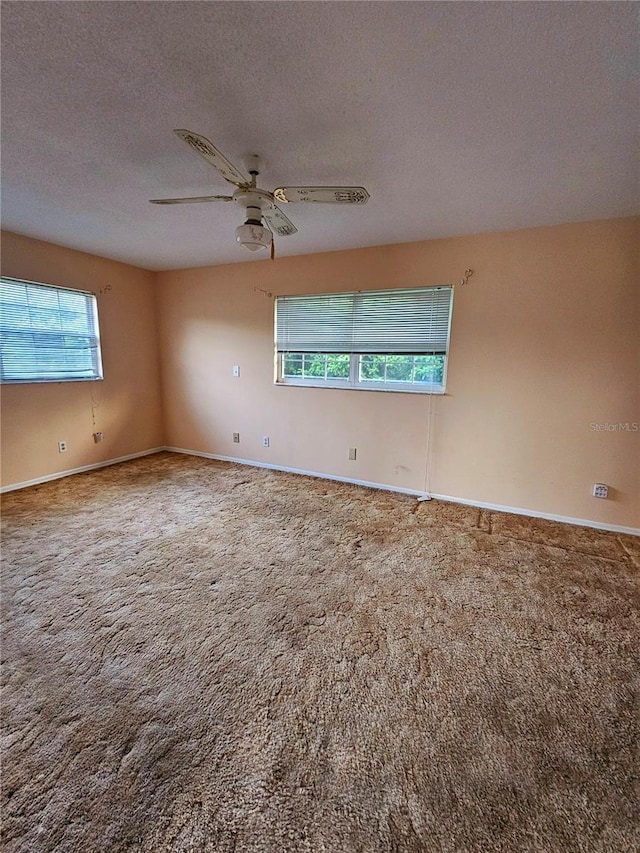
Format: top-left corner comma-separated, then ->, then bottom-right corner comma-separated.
235,223 -> 271,252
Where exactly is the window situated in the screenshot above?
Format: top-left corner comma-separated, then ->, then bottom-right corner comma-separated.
275,286 -> 453,393
0,277 -> 103,383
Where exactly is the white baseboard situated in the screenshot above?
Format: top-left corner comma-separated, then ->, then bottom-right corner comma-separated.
4,445 -> 637,537
426,491 -> 639,536
165,445 -> 426,497
0,447 -> 165,494
165,446 -> 640,537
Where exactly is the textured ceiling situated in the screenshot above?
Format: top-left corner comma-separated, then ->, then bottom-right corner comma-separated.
1,1 -> 638,271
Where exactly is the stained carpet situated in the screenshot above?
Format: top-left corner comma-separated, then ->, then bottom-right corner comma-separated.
1,452 -> 639,852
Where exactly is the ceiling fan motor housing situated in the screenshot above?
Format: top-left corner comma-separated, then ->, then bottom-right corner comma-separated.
233,188 -> 273,214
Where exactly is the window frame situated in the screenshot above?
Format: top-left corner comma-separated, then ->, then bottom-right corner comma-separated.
0,276 -> 104,384
275,286 -> 453,395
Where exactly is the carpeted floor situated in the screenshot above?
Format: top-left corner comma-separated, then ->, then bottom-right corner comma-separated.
1,451 -> 639,853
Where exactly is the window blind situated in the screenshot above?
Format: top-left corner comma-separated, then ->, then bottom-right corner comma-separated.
276,286 -> 453,354
0,278 -> 103,382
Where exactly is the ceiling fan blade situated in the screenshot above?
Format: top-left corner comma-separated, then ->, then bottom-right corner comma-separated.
272,186 -> 370,205
262,203 -> 298,236
174,129 -> 250,187
150,195 -> 234,205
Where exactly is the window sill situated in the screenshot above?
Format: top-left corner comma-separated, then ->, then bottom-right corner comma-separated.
0,377 -> 103,384
275,379 -> 446,395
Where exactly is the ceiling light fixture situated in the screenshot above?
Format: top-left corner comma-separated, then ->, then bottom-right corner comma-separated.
235,222 -> 271,252
235,204 -> 272,252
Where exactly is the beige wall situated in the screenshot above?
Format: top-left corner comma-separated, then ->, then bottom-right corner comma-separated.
156,218 -> 639,529
1,220 -> 637,528
1,232 -> 164,486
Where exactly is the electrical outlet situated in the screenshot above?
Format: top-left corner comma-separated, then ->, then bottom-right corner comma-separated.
232,365 -> 240,377
348,447 -> 357,461
262,436 -> 270,448
593,483 -> 608,499
93,432 -> 104,443
233,432 -> 240,443
58,440 -> 67,453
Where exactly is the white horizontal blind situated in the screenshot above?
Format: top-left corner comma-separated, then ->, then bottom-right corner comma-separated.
276,287 -> 453,354
0,277 -> 103,382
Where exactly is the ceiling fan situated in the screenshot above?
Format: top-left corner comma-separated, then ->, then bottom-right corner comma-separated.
150,129 -> 370,253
